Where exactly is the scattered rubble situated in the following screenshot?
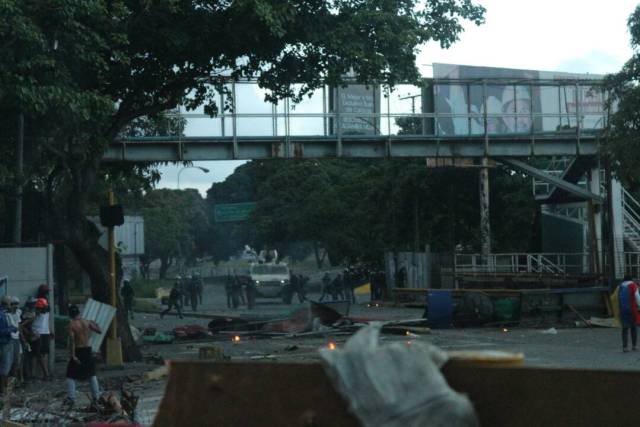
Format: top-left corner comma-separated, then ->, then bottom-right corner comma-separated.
143,365 -> 169,383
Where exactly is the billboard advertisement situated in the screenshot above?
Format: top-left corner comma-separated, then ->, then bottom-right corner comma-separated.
431,63 -> 605,137
329,85 -> 381,135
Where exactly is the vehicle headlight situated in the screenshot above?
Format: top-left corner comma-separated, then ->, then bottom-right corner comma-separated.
280,280 -> 286,285
255,280 -> 260,285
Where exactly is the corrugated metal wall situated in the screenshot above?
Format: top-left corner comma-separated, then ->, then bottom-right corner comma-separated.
89,215 -> 145,256
384,251 -> 429,288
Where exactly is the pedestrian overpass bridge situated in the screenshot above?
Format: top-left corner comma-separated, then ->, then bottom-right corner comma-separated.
105,72 -> 627,278
105,77 -> 606,163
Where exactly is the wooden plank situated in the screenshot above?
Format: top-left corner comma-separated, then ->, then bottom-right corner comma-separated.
566,304 -> 593,328
153,362 -> 358,427
153,361 -> 640,427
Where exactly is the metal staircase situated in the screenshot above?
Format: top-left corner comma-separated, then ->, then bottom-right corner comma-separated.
533,157 -> 590,202
535,158 -> 640,254
622,188 -> 640,252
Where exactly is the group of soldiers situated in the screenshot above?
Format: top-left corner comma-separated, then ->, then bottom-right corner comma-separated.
320,265 -> 386,302
160,273 -> 204,317
224,274 -> 251,309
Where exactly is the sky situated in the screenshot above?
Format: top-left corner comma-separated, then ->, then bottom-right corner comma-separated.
157,0 -> 638,196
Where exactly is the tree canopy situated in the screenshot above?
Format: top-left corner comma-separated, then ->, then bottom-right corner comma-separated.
605,4 -> 640,189
207,159 -> 538,266
142,189 -> 210,279
0,0 -> 485,359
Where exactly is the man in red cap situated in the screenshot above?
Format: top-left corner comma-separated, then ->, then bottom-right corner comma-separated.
37,284 -> 49,301
32,298 -> 51,380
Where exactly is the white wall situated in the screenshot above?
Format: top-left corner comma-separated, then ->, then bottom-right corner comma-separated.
89,215 -> 145,256
0,245 -> 55,371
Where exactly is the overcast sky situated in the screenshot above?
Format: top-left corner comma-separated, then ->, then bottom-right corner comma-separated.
157,0 -> 638,196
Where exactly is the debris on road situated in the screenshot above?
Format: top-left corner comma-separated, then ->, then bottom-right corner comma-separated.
199,346 -> 226,360
173,324 -> 212,340
142,331 -> 175,344
320,324 -> 479,427
144,365 -> 169,382
566,304 -> 592,328
588,317 -> 619,328
541,327 -> 558,335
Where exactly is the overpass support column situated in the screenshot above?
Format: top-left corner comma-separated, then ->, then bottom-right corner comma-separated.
480,157 -> 491,257
588,166 -> 603,275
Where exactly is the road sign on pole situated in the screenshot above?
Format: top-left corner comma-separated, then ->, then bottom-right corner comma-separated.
214,202 -> 257,222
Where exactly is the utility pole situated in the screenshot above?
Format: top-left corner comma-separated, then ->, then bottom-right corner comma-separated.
399,93 -> 421,114
479,158 -> 491,257
106,190 -> 123,367
13,113 -> 24,244
604,157 -> 616,287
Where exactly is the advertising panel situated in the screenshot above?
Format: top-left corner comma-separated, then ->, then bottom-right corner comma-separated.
432,63 -> 605,136
329,85 -> 381,135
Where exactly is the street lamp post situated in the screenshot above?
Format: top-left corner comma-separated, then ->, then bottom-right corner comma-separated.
177,166 -> 210,189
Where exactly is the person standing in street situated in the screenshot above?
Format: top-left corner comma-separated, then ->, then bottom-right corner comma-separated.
194,273 -> 204,305
120,279 -> 135,319
618,275 -> 640,352
19,298 -> 36,383
64,305 -> 101,408
320,273 -> 331,302
160,282 -> 183,319
6,297 -> 22,386
0,297 -> 17,395
188,277 -> 199,312
32,298 -> 52,380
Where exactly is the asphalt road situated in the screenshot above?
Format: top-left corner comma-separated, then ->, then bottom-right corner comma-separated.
133,283 -> 637,371
125,283 -> 637,425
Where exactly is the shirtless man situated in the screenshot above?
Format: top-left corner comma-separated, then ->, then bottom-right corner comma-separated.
65,305 -> 101,407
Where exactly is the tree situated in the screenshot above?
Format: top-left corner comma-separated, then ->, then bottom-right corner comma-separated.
1,0 -> 484,360
207,158 -> 538,267
142,189 -> 209,279
604,5 -> 640,189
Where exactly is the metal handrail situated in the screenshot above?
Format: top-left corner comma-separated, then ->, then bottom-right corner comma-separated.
454,252 -> 586,275
119,79 -> 608,142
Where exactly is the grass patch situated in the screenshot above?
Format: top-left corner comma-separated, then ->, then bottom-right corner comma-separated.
131,279 -> 172,298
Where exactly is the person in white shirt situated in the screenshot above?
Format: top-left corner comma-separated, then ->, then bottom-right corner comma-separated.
32,298 -> 51,380
6,297 -> 22,383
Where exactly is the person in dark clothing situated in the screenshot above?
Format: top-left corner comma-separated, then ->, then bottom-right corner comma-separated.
371,270 -> 382,301
343,269 -> 356,304
320,273 -> 331,302
187,277 -> 199,312
225,274 -> 235,308
290,273 -> 307,303
194,273 -> 204,305
395,266 -> 407,288
120,280 -> 135,319
160,283 -> 183,319
330,274 -> 344,301
297,274 -> 309,303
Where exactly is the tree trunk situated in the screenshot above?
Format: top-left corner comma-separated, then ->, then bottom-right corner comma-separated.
159,256 -> 171,280
50,156 -> 142,362
66,220 -> 142,362
54,244 -> 69,315
313,241 -> 327,269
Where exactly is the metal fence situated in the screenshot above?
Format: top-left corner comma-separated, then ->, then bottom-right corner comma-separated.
454,252 -> 592,275
124,78 -> 607,141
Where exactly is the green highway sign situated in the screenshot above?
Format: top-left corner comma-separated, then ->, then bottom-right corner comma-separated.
214,202 -> 257,222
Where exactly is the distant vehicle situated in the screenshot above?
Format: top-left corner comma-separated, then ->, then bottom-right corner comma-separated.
248,263 -> 292,304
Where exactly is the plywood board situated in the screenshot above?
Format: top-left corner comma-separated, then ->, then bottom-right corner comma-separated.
81,298 -> 116,352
